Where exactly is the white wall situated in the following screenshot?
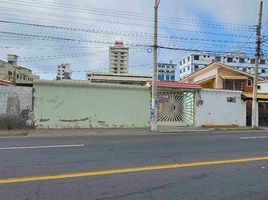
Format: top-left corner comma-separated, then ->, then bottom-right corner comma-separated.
195,89 -> 246,126
258,81 -> 268,93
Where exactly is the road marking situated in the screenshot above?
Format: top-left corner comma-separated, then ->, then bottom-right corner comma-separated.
239,136 -> 268,139
0,156 -> 268,184
0,144 -> 85,150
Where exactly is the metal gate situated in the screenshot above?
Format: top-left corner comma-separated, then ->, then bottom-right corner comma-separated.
157,91 -> 195,126
259,102 -> 268,127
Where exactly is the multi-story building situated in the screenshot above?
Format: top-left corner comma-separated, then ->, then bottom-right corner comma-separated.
109,41 -> 129,74
56,63 -> 71,80
157,63 -> 176,81
0,54 -> 39,85
179,52 -> 268,80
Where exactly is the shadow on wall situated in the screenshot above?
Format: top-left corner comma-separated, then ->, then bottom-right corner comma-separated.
0,93 -> 33,130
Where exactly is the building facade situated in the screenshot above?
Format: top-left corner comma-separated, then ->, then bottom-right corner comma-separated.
157,63 -> 176,81
109,41 -> 129,74
0,54 -> 39,85
56,63 -> 71,80
179,52 -> 268,80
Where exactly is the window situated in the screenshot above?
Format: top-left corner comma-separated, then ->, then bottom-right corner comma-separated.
260,59 -> 265,64
227,57 -> 233,62
247,79 -> 252,87
171,76 -> 175,81
227,97 -> 236,103
188,66 -> 190,70
194,65 -> 199,71
194,55 -> 199,60
183,68 -> 185,72
188,57 -> 190,61
215,56 -> 221,62
8,71 -> 12,76
251,59 -> 255,64
17,74 -> 19,78
261,69 -> 265,73
239,58 -> 245,63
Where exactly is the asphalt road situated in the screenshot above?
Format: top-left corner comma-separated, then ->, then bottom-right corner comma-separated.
1,131 -> 268,200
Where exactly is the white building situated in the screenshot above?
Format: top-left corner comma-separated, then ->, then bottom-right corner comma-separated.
56,63 -> 71,80
0,54 -> 39,85
109,41 -> 129,74
157,63 -> 176,81
179,52 -> 268,80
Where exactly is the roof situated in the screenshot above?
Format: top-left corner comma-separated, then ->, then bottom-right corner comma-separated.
220,75 -> 249,80
0,79 -> 14,86
181,62 -> 256,82
242,92 -> 268,101
147,81 -> 202,89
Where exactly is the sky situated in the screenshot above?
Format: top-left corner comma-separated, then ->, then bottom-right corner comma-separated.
0,0 -> 267,80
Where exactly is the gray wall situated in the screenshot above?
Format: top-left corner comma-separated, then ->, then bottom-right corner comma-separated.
0,85 -> 33,129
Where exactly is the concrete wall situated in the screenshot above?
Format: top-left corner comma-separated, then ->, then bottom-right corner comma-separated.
34,81 -> 151,129
195,89 -> 246,126
0,85 -> 33,129
259,81 -> 268,93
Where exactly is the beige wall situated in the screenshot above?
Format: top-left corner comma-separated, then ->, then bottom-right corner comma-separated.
34,81 -> 151,129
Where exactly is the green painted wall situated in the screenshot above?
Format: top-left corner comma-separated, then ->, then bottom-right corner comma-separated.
34,82 -> 151,128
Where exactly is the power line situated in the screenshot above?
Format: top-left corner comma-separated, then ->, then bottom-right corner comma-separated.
0,0 -> 253,29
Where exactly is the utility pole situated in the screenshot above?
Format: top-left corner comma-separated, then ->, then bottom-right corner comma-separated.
151,0 -> 160,132
252,1 -> 263,128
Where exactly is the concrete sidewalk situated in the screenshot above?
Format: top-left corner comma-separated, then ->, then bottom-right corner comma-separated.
0,126 -> 267,137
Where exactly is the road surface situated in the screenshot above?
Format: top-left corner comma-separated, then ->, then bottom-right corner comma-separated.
1,131 -> 268,199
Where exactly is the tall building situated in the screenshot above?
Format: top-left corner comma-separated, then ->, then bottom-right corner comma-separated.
179,52 -> 268,80
56,63 -> 71,80
0,54 -> 39,85
157,63 -> 176,81
109,41 -> 129,74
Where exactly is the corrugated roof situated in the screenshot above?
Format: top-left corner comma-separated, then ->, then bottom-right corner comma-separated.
147,81 -> 202,89
242,92 -> 268,100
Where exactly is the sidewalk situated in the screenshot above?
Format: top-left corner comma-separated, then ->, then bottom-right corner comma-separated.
0,126 -> 267,138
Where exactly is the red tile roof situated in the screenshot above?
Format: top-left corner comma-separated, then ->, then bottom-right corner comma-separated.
147,81 -> 202,89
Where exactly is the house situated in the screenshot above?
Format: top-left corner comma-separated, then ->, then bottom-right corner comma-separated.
181,62 -> 268,127
181,62 -> 255,92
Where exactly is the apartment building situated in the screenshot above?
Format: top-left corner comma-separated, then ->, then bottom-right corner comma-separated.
179,52 -> 268,80
109,41 -> 129,74
0,54 -> 39,85
157,63 -> 176,81
56,63 -> 72,80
